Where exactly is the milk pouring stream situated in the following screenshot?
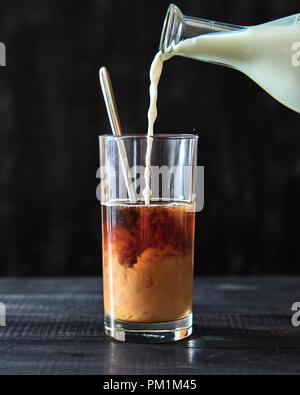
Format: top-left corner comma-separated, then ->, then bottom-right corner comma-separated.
143,5 -> 300,204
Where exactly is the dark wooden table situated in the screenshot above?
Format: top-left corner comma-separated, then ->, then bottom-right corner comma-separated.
0,277 -> 299,375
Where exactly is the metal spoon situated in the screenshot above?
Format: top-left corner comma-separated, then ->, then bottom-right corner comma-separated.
99,67 -> 137,203
99,67 -> 123,136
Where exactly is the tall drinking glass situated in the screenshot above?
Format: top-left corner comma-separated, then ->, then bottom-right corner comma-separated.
99,134 -> 198,342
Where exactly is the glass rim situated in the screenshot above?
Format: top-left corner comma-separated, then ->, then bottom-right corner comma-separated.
99,133 -> 199,140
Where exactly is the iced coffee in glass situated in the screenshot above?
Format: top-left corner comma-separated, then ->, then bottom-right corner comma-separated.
99,134 -> 198,342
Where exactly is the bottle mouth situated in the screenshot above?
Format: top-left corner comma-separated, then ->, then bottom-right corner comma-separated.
159,4 -> 183,54
159,4 -> 243,55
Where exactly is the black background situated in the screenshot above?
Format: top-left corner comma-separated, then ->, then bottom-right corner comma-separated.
0,0 -> 299,276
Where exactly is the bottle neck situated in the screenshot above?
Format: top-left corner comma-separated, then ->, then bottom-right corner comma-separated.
183,16 -> 242,39
159,4 -> 243,54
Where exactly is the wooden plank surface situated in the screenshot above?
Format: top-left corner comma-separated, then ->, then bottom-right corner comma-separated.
0,277 -> 299,375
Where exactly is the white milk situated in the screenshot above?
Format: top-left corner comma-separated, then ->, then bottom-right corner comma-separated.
143,51 -> 173,204
143,15 -> 300,204
175,19 -> 300,113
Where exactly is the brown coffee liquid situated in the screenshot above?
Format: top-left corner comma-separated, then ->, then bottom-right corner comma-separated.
102,202 -> 195,323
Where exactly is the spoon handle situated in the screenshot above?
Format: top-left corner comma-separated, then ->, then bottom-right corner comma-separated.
99,67 -> 137,203
99,67 -> 123,136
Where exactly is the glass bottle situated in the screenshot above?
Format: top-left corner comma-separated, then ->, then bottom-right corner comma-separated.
159,4 -> 300,113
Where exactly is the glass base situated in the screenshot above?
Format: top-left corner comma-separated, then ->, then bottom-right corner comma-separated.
104,313 -> 193,343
